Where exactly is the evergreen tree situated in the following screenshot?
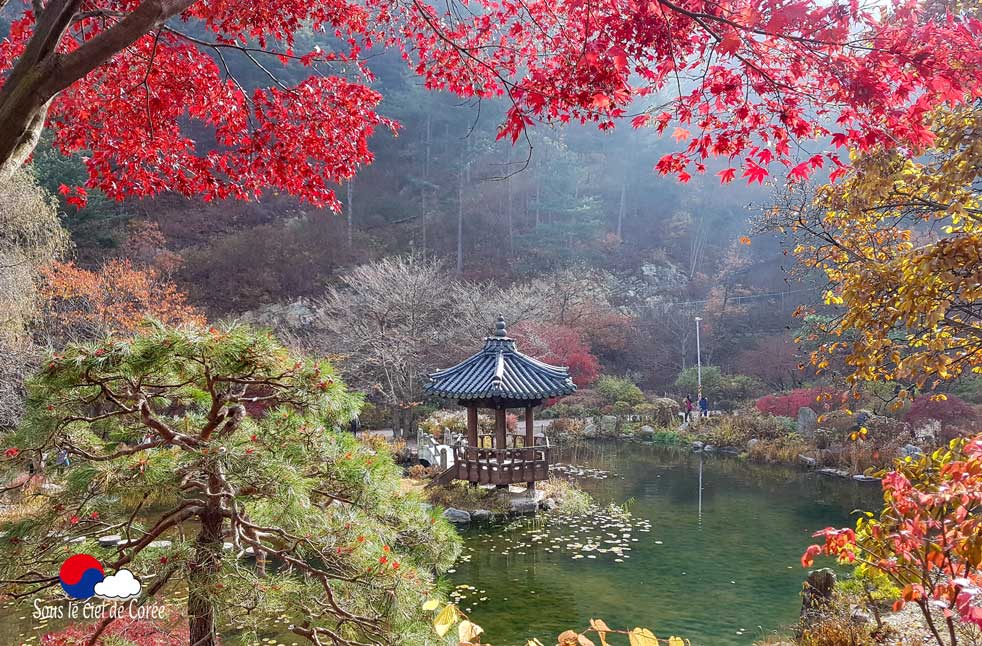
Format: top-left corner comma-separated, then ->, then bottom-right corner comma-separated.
0,322 -> 459,645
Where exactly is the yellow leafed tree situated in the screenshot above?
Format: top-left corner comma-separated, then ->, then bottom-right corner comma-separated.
779,104 -> 982,388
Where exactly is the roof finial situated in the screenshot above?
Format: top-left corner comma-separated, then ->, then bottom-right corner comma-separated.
494,315 -> 507,337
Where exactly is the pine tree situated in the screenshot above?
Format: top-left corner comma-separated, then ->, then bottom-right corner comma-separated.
0,322 -> 459,645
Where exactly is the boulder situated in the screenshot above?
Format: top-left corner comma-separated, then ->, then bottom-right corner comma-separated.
798,454 -> 817,467
98,534 -> 122,548
691,441 -> 704,452
540,497 -> 558,512
801,568 -> 837,622
442,508 -> 471,524
797,406 -> 818,438
583,422 -> 598,437
639,425 -> 656,436
914,420 -> 940,443
509,498 -> 538,514
747,438 -> 760,451
702,444 -> 716,453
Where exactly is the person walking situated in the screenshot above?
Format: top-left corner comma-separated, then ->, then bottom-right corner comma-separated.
699,394 -> 709,418
683,395 -> 694,423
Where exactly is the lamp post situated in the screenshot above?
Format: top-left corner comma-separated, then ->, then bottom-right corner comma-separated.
694,316 -> 703,399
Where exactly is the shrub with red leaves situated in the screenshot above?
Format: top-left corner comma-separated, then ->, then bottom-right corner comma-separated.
41,611 -> 188,646
904,394 -> 978,429
513,323 -> 601,386
755,387 -> 840,418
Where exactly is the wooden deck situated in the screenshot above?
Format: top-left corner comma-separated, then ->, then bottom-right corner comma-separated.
452,445 -> 551,486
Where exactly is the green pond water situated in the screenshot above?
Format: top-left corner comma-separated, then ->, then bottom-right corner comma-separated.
447,442 -> 881,646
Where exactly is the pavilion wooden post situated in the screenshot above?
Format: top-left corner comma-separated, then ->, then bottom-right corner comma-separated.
525,405 -> 535,490
495,406 -> 507,488
467,404 -> 478,486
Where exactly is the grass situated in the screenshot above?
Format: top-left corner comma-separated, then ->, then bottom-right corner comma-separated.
426,481 -> 513,514
537,477 -> 593,515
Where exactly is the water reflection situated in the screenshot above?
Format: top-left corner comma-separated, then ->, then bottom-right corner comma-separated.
451,441 -> 881,646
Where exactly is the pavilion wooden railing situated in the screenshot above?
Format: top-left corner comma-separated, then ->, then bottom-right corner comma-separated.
476,432 -> 547,449
452,439 -> 551,486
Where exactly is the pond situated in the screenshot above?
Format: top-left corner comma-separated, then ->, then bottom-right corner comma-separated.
0,442 -> 880,645
448,441 -> 881,646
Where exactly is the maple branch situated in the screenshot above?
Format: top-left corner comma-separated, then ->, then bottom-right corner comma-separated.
51,0 -> 197,97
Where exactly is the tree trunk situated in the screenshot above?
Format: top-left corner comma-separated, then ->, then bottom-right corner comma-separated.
0,0 -> 197,182
617,179 -> 626,240
346,179 -> 354,248
456,156 -> 464,274
188,510 -> 223,646
422,113 -> 431,252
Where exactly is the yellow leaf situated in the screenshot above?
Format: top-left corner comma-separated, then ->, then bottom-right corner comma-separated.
526,640 -> 544,646
628,628 -> 659,646
668,638 -> 687,646
422,599 -> 440,611
433,604 -> 459,637
578,635 -> 596,646
458,620 -> 483,642
590,619 -> 611,646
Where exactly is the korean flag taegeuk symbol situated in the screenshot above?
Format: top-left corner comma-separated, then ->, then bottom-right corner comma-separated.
59,554 -> 105,600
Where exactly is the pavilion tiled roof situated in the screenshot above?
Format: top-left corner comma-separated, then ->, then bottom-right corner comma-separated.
425,317 -> 576,402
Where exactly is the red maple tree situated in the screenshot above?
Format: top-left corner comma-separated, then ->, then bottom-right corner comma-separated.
513,322 -> 601,386
0,0 -> 979,205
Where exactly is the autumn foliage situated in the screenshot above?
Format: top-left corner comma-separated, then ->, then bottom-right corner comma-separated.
904,394 -> 978,430
513,322 -> 601,386
784,105 -> 982,388
755,387 -> 840,417
41,259 -> 204,339
41,612 -> 187,646
803,435 -> 982,645
2,0 -> 981,207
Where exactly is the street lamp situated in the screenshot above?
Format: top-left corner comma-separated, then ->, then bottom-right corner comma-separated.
694,317 -> 703,399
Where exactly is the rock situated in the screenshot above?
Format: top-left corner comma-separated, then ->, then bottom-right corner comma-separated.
149,540 -> 173,549
443,508 -> 472,524
747,438 -> 760,451
801,568 -> 837,621
691,441 -> 704,452
98,534 -> 122,547
852,474 -> 879,484
851,608 -> 872,625
583,422 -> 598,437
799,454 -> 817,467
470,509 -> 493,522
39,483 -> 64,494
540,497 -> 558,511
509,498 -> 538,514
914,420 -> 940,443
639,425 -> 656,436
599,415 -> 618,435
901,443 -> 922,459
702,444 -> 716,453
797,406 -> 818,438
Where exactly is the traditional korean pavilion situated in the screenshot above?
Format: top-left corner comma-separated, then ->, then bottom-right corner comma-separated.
425,317 -> 576,487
